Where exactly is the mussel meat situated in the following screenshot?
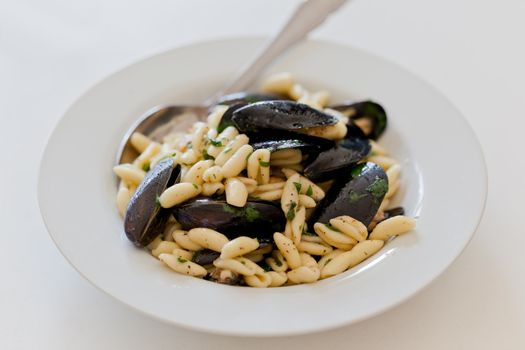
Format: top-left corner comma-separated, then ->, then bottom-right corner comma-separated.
331,100 -> 387,140
173,198 -> 285,239
124,160 -> 181,246
309,162 -> 388,227
232,101 -> 338,133
303,137 -> 371,182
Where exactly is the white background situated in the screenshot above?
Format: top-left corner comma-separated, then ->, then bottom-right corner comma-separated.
1,0 -> 524,349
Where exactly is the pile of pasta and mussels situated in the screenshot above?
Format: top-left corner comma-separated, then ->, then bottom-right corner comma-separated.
114,73 -> 416,287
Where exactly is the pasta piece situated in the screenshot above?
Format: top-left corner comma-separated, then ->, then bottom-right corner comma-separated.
329,216 -> 368,242
146,235 -> 163,251
281,169 -> 324,201
221,144 -> 253,178
116,183 -> 133,217
244,273 -> 272,288
224,178 -> 248,207
287,253 -> 320,283
289,83 -> 308,100
172,248 -> 193,261
182,160 -> 214,185
291,205 -> 306,245
369,216 -> 416,241
265,251 -> 288,272
321,240 -> 384,278
215,134 -> 249,166
187,228 -> 229,252
298,194 -> 316,208
268,271 -> 288,287
201,182 -> 225,196
159,183 -> 201,208
254,189 -> 282,201
151,241 -> 179,258
247,149 -> 271,185
220,236 -> 259,259
202,165 -> 224,183
173,230 -> 203,251
133,142 -> 161,170
254,182 -> 285,192
159,254 -> 207,277
369,140 -> 388,156
190,122 -> 209,154
273,232 -> 301,269
270,149 -> 302,166
317,249 -> 345,270
281,173 -> 300,217
313,222 -> 356,250
113,164 -> 146,186
207,105 -> 229,130
180,149 -> 199,165
236,177 -> 257,194
130,132 -> 152,153
213,257 -> 264,276
297,241 -> 333,256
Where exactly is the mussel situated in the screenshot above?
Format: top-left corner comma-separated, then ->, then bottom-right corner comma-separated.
303,137 -> 371,181
309,162 -> 388,227
124,160 -> 181,246
331,100 -> 387,140
232,101 -> 338,133
173,198 -> 285,239
247,129 -> 334,153
383,207 -> 405,220
216,92 -> 287,106
217,103 -> 247,133
192,238 -> 272,265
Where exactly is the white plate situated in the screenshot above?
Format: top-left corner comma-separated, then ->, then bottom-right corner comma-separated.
38,38 -> 487,336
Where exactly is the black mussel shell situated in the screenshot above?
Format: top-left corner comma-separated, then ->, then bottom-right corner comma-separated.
173,198 -> 285,239
192,249 -> 220,265
303,137 -> 371,182
309,162 -> 388,227
216,92 -> 287,106
217,103 -> 246,133
247,129 -> 334,152
232,101 -> 338,133
331,100 -> 387,140
124,160 -> 181,247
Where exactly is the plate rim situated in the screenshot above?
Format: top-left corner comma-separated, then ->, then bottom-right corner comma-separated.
37,36 -> 488,337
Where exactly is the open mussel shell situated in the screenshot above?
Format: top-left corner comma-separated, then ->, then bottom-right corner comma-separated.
124,160 -> 181,247
232,101 -> 338,133
331,100 -> 387,140
217,103 -> 247,133
247,129 -> 334,152
309,162 -> 388,227
192,238 -> 272,265
173,198 -> 285,239
304,137 -> 371,182
216,92 -> 287,106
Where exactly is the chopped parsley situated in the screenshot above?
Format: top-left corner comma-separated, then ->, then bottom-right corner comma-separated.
245,204 -> 261,222
259,261 -> 272,272
259,160 -> 271,167
325,258 -> 332,265
142,162 -> 150,172
274,258 -> 283,267
223,147 -> 232,154
286,201 -> 297,221
177,257 -> 187,263
192,183 -> 198,190
202,149 -> 215,160
155,195 -> 161,207
209,139 -> 223,147
366,177 -> 388,198
305,185 -> 313,197
293,182 -> 302,193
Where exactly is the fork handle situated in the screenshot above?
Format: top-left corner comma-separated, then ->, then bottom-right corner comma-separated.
207,0 -> 348,104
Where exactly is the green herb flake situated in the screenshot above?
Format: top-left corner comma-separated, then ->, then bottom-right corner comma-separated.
348,190 -> 367,203
366,177 -> 388,198
325,258 -> 333,265
142,162 -> 150,172
192,183 -> 198,190
259,261 -> 272,272
209,139 -> 223,147
202,149 -> 215,160
259,160 -> 271,167
293,182 -> 302,193
303,231 -> 317,236
245,204 -> 261,222
241,260 -> 246,265
155,195 -> 161,207
275,258 -> 283,267
222,204 -> 236,214
171,152 -> 177,157
177,257 -> 188,263
306,185 -> 313,197
286,201 -> 297,221
223,147 -> 232,154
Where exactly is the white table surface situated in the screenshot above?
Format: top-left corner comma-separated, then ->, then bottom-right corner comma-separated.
1,0 -> 524,348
